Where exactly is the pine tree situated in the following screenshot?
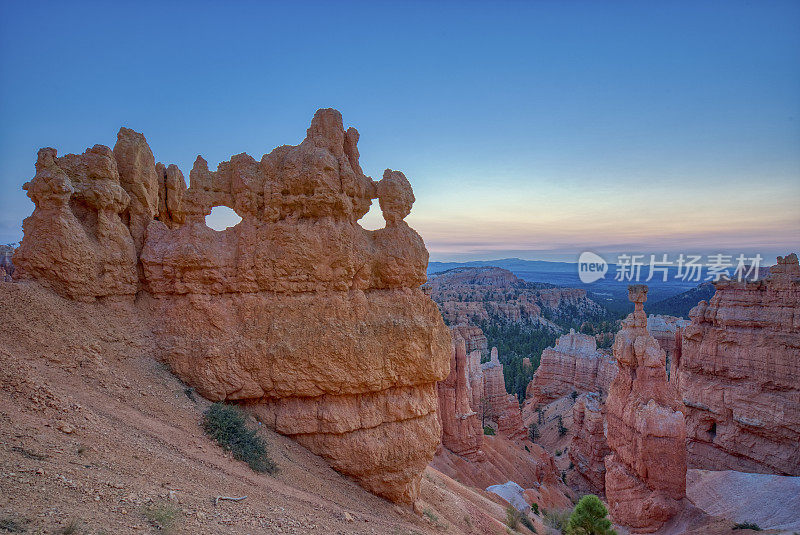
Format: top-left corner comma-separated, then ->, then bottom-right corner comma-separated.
566,495 -> 616,535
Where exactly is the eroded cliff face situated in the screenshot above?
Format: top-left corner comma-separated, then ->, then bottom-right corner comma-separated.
568,392 -> 609,495
438,333 -> 484,460
482,348 -> 527,440
604,285 -> 687,533
11,109 -> 451,504
679,253 -> 800,476
525,330 -> 617,408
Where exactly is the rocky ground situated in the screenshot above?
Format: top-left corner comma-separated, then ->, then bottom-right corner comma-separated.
0,282 -> 518,535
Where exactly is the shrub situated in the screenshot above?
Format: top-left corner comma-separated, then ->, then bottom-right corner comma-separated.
733,522 -> 762,531
570,391 -> 578,401
531,502 -> 540,515
484,425 -> 496,436
556,449 -> 562,456
566,494 -> 616,535
202,403 -> 277,474
143,502 -> 181,534
529,423 -> 540,441
505,506 -> 521,529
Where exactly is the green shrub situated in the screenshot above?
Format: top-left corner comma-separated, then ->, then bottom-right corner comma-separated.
202,402 -> 277,474
505,505 -> 521,529
733,522 -> 762,531
566,494 -> 616,535
484,425 -> 496,436
556,449 -> 562,456
143,502 -> 181,534
529,423 -> 540,442
531,502 -> 540,515
557,415 -> 567,437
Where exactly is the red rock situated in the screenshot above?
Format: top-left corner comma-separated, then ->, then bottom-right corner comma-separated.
449,324 -> 488,355
647,314 -> 689,381
11,109 -> 451,504
438,333 -> 483,459
428,266 -> 604,326
481,348 -> 526,440
568,392 -> 609,495
525,330 -> 617,408
605,285 -> 687,533
678,253 -> 800,476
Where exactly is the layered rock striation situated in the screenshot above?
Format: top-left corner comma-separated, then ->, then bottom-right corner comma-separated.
605,285 -> 687,532
481,348 -> 527,440
678,253 -> 800,476
11,109 -> 451,504
568,392 -> 609,495
525,330 -> 617,407
428,266 -> 606,327
438,332 -> 483,460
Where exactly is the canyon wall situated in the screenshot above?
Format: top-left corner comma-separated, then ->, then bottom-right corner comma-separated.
678,253 -> 800,476
11,109 -> 451,504
438,334 -> 483,459
525,330 -> 617,407
605,285 -> 686,533
568,392 -> 609,495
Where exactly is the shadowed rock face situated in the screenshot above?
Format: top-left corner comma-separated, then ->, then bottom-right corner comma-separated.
11,109 -> 451,504
604,285 -> 687,533
438,333 -> 484,459
678,253 -> 800,476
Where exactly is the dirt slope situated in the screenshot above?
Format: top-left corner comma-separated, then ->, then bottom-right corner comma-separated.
0,281 -> 513,534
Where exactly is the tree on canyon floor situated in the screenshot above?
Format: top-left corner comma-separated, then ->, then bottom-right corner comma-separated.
566,494 -> 616,535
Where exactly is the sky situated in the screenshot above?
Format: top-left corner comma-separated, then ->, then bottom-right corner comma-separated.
1,1 -> 798,263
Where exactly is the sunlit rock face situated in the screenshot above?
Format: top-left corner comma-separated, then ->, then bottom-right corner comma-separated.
12,109 -> 451,504
678,253 -> 800,476
604,285 -> 687,533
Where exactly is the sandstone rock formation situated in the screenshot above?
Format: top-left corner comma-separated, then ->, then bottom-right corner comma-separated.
568,392 -> 609,495
428,266 -> 606,327
678,253 -> 800,476
647,314 -> 689,380
605,285 -> 687,532
449,324 -> 488,355
438,332 -> 483,460
11,109 -> 451,504
525,330 -> 617,407
481,348 -> 527,440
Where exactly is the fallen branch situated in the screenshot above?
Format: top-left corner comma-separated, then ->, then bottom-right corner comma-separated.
214,495 -> 248,506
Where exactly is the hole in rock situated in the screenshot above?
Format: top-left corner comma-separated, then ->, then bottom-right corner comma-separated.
357,201 -> 383,230
205,206 -> 242,231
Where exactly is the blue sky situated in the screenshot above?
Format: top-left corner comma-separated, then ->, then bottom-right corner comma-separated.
1,0 -> 798,262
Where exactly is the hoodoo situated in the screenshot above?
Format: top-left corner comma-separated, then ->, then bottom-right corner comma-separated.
11,109 -> 452,504
604,285 -> 687,532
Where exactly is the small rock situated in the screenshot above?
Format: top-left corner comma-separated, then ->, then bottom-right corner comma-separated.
57,422 -> 75,434
343,512 -> 353,522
